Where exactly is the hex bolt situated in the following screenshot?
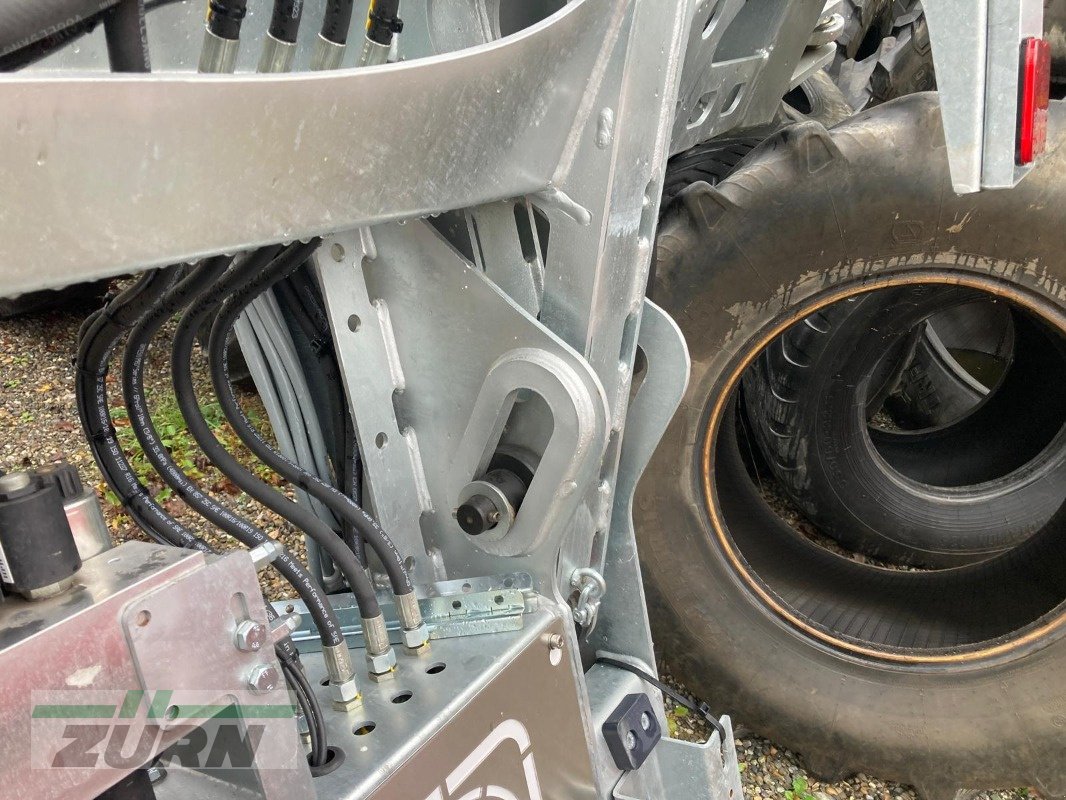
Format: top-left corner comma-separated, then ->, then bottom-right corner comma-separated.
247,664 -> 280,695
546,633 -> 564,666
248,540 -> 283,571
234,620 -> 268,652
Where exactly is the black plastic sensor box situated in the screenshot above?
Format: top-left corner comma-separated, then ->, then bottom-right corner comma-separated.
602,693 -> 662,771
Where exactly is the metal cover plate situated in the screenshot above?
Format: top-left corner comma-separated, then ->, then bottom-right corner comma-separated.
305,606 -> 598,800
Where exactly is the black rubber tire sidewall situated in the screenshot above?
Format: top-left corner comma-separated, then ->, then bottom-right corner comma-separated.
637,93 -> 1066,798
740,286 -> 1066,567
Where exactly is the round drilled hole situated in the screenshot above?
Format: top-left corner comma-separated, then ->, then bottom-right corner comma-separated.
285,604 -> 296,614
426,662 -> 446,675
461,582 -> 472,593
353,721 -> 376,736
375,432 -> 388,449
347,314 -> 361,332
451,600 -> 462,610
503,578 -> 514,588
390,690 -> 413,705
494,595 -> 505,605
330,243 -> 345,262
135,610 -> 151,627
164,705 -> 180,721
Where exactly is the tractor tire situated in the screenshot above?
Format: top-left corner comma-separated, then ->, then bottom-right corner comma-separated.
885,301 -> 1014,429
637,93 -> 1066,799
663,71 -> 852,208
741,285 -> 1066,567
834,2 -> 935,110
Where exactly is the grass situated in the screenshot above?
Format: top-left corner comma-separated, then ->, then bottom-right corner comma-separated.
106,389 -> 279,508
784,777 -> 817,800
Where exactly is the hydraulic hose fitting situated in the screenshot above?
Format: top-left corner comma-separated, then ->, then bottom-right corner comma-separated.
199,0 -> 245,73
395,591 -> 430,655
258,33 -> 296,73
248,539 -> 283,571
323,642 -> 362,711
198,28 -> 238,73
360,0 -> 403,66
310,34 -> 346,70
362,615 -> 397,681
358,36 -> 390,67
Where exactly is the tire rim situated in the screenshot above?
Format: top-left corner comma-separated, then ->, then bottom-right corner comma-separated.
701,272 -> 1066,665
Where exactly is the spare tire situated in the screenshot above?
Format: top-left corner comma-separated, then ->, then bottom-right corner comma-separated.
637,93 -> 1066,799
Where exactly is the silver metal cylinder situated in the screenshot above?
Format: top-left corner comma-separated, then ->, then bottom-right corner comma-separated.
0,473 -> 31,493
322,641 -> 355,683
395,591 -> 423,630
323,643 -> 361,709
362,615 -> 391,656
63,491 -> 111,562
358,36 -> 391,67
311,34 -> 346,71
23,576 -> 76,601
258,33 -> 296,74
198,28 -> 239,74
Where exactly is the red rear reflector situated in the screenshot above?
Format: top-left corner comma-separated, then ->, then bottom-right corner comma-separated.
1018,37 -> 1051,165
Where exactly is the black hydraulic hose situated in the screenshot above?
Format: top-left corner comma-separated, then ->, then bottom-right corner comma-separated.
320,0 -> 354,45
365,0 -> 402,46
172,242 -> 383,618
341,412 -> 366,565
0,0 -> 185,71
75,270 -> 304,663
121,253 -> 346,648
209,258 -> 412,596
272,274 -> 366,565
206,0 -> 247,40
281,655 -> 327,767
103,0 -> 149,72
0,0 -> 121,59
0,14 -> 101,70
269,0 -> 304,44
76,269 -> 213,552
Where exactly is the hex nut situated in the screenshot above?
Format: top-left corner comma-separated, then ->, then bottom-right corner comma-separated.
401,623 -> 430,653
234,620 -> 268,652
328,677 -> 362,711
247,664 -> 280,695
366,648 -> 398,681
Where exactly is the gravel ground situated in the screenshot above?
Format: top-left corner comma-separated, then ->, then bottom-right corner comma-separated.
0,303 -> 1035,800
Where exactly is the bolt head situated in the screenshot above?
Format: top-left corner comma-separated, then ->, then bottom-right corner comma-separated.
247,664 -> 280,694
234,620 -> 267,652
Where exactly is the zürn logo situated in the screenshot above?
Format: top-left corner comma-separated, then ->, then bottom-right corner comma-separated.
32,689 -> 295,770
